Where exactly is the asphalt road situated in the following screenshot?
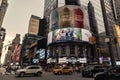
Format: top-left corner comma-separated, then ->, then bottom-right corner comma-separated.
0,72 -> 94,80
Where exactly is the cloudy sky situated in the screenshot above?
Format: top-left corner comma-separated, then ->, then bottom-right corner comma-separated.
1,0 -> 44,63
2,0 -> 44,45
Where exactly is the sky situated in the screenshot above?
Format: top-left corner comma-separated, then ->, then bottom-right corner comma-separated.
3,0 -> 44,45
1,0 -> 44,63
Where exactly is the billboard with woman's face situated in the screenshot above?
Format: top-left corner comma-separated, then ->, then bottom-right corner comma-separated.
49,5 -> 90,31
47,28 -> 92,45
74,8 -> 84,28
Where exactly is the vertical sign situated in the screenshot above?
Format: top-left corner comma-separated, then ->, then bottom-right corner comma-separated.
28,16 -> 40,35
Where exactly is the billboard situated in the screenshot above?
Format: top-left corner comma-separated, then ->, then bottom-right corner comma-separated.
28,16 -> 40,35
36,49 -> 50,59
47,28 -> 92,45
50,10 -> 59,31
49,5 -> 90,31
115,25 -> 120,46
16,44 -> 21,62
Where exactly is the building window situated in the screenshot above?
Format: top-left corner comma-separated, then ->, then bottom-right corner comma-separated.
61,45 -> 66,54
70,45 -> 75,55
65,0 -> 80,5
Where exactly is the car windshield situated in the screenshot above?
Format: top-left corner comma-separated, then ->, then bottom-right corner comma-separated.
54,66 -> 62,69
85,65 -> 93,70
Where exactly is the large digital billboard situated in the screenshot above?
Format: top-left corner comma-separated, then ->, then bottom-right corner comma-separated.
15,44 -> 21,62
47,28 -> 92,45
49,5 -> 90,31
28,15 -> 40,35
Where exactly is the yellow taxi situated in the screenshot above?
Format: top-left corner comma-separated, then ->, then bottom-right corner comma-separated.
53,66 -> 73,75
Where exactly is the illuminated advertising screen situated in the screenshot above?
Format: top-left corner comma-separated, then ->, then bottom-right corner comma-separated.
50,10 -> 59,31
47,28 -> 92,45
115,25 -> 120,46
36,49 -> 50,59
47,31 -> 52,45
59,7 -> 72,28
36,49 -> 45,59
49,5 -> 90,31
82,29 -> 92,42
16,44 -> 21,62
74,8 -> 84,28
28,17 -> 39,35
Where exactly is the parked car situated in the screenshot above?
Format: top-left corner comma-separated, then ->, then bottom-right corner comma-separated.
53,66 -> 73,75
94,66 -> 120,80
15,65 -> 42,77
82,65 -> 105,77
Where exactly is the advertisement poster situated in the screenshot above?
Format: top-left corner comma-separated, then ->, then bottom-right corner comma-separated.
82,29 -> 92,42
59,7 -> 72,28
52,28 -> 90,42
51,10 -> 59,31
49,5 -> 90,31
47,31 -> 52,45
16,44 -> 21,62
74,8 -> 84,28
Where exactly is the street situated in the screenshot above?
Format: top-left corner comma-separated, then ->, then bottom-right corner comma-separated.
0,72 -> 94,80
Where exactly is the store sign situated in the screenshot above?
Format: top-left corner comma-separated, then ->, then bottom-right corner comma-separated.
116,61 -> 120,65
28,18 -> 39,35
77,58 -> 87,63
59,57 -> 67,63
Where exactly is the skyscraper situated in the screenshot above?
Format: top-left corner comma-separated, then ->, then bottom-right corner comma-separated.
100,0 -> 120,66
0,0 -> 8,63
0,0 -> 8,32
44,0 -> 120,66
114,0 -> 120,25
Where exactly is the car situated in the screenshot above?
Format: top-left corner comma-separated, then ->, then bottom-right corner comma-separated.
94,66 -> 120,80
53,66 -> 73,75
82,65 -> 105,77
15,65 -> 42,77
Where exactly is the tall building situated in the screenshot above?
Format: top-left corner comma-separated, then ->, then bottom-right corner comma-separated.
0,0 -> 8,64
45,0 -> 103,64
44,0 -> 105,33
44,0 -> 120,65
0,0 -> 8,33
44,0 -> 64,18
20,15 -> 47,66
114,0 -> 120,25
100,0 -> 120,66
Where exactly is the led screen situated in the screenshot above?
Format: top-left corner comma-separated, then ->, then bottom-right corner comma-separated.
36,49 -> 50,59
49,5 -> 90,31
15,44 -> 21,62
47,28 -> 92,45
36,49 -> 45,59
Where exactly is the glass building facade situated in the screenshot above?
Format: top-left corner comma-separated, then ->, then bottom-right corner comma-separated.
100,0 -> 120,65
114,0 -> 120,25
44,0 -> 115,64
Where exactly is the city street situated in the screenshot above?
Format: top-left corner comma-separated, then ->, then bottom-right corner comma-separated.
0,72 -> 94,80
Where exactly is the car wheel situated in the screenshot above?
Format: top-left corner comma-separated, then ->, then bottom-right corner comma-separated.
37,72 -> 42,76
82,73 -> 85,77
58,71 -> 61,75
95,77 -> 105,80
92,72 -> 95,77
20,72 -> 25,77
69,71 -> 72,75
